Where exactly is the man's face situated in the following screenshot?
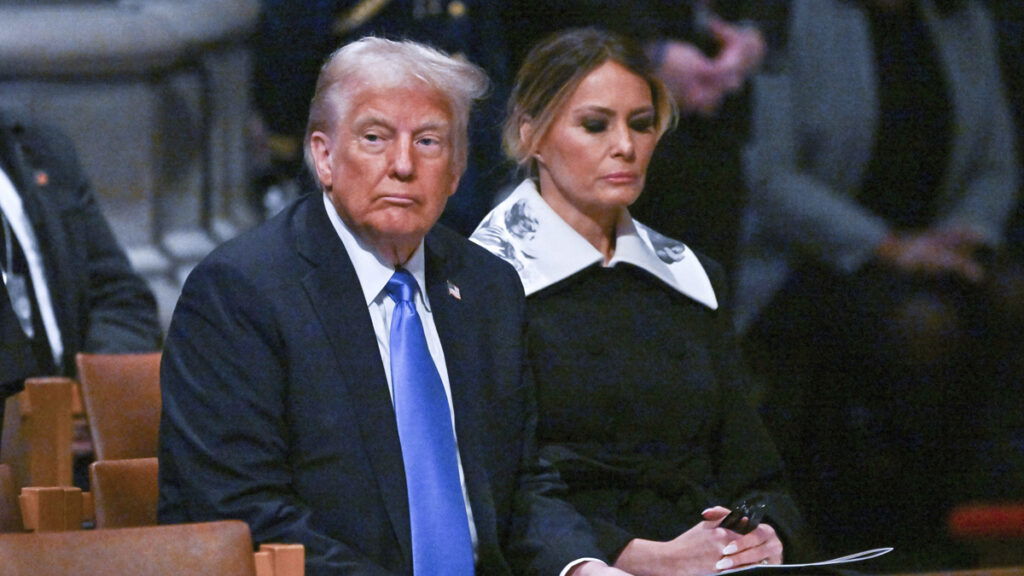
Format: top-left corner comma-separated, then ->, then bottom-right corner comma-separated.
310,84 -> 460,260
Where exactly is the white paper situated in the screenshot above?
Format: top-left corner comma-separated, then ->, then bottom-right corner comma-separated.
715,547 -> 894,575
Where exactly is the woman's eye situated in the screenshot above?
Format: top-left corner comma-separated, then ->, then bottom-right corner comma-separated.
630,117 -> 656,132
582,119 -> 607,133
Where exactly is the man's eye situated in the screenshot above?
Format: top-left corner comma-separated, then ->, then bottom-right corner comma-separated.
582,119 -> 607,133
363,134 -> 382,142
418,137 -> 439,146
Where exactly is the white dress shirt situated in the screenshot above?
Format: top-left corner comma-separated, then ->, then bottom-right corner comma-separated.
324,194 -> 599,574
0,165 -> 63,367
321,193 -> 480,553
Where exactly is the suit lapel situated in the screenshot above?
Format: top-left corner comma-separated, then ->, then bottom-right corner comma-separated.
425,232 -> 501,560
295,197 -> 412,564
0,115 -> 76,373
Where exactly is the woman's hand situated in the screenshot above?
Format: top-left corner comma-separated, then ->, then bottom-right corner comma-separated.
612,506 -> 784,576
703,508 -> 784,571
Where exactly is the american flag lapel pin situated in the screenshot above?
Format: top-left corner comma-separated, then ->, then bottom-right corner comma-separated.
34,170 -> 49,187
447,280 -> 461,300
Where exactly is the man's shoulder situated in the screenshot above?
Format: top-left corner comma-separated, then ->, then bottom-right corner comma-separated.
0,111 -> 87,188
193,197 -> 308,279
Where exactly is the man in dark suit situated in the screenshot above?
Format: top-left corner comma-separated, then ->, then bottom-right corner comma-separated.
158,37 -> 626,576
0,111 -> 161,435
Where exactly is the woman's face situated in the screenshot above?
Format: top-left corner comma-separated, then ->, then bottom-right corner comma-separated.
532,61 -> 659,228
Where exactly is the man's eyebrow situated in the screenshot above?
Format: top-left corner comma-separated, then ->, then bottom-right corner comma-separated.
352,115 -> 392,131
413,119 -> 452,134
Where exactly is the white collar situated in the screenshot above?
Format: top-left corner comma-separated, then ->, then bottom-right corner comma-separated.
322,193 -> 430,310
470,180 -> 717,309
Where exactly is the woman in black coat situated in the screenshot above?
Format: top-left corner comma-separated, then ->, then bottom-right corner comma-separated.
471,28 -> 811,576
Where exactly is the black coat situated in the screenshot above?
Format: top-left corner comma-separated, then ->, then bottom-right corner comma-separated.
525,258 -> 813,562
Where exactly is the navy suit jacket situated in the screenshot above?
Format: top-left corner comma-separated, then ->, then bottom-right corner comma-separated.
1,288 -> 33,401
158,192 -> 605,575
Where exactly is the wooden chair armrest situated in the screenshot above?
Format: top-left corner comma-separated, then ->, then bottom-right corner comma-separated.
19,486 -> 83,532
254,543 -> 305,576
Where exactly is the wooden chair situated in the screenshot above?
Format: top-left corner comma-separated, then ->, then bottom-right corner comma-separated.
89,457 -> 158,528
0,463 -> 23,532
0,519 -> 257,576
21,457 -> 304,576
76,351 -> 162,460
0,377 -> 78,488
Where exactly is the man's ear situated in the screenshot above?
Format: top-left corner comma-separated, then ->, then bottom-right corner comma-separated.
309,131 -> 334,190
447,174 -> 461,198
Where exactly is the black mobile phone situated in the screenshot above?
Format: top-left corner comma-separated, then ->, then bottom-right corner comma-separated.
718,501 -> 767,534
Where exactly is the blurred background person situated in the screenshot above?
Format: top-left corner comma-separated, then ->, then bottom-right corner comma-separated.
504,0 -> 789,279
250,0 -> 514,235
472,28 -> 812,575
1,288 -> 33,438
737,0 -> 1020,568
0,110 -> 162,452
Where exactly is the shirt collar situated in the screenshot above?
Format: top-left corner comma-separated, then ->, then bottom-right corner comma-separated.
470,180 -> 717,309
322,193 -> 430,310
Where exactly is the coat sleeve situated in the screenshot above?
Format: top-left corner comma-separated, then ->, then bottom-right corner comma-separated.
157,257 -> 398,576
936,2 -> 1019,246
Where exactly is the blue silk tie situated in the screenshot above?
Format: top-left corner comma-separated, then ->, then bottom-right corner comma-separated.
386,269 -> 474,576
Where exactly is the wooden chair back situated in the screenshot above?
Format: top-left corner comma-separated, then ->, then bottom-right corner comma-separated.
0,520 -> 257,576
0,463 -> 23,532
89,457 -> 158,528
18,457 -> 305,575
76,352 -> 162,460
0,377 -> 77,487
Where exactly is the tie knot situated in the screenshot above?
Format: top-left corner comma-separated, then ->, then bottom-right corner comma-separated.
386,268 -> 418,304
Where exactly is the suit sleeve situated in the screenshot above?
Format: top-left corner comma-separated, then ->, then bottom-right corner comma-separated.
488,258 -> 609,573
507,370 -> 609,572
78,182 -> 162,353
157,258 -> 397,576
1,288 -> 34,399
